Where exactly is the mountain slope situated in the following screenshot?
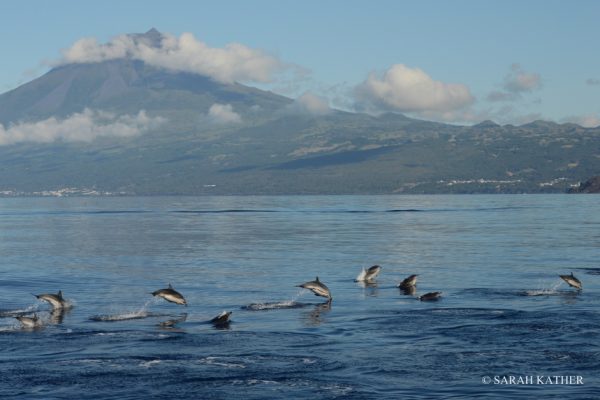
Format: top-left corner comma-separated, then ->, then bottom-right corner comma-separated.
0,58 -> 291,125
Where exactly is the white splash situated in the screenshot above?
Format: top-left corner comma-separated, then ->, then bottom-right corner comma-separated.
139,360 -> 161,368
0,303 -> 40,317
525,280 -> 563,296
62,300 -> 76,309
244,289 -> 308,310
91,299 -> 156,321
355,268 -> 367,282
292,288 -> 308,300
0,321 -> 22,332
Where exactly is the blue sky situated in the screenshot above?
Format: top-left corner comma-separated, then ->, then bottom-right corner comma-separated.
1,0 -> 600,126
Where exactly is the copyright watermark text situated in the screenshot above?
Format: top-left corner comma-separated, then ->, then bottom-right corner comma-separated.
481,375 -> 584,385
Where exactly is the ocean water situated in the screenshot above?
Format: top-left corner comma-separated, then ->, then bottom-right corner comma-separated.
0,195 -> 599,399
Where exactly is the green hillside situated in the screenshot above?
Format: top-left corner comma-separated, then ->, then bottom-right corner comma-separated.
0,31 -> 598,195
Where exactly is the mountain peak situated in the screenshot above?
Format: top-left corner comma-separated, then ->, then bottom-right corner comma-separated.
520,120 -> 558,129
129,28 -> 164,48
145,27 -> 161,36
473,120 -> 500,129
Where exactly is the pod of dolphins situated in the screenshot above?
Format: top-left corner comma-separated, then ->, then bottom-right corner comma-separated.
13,268 -> 583,329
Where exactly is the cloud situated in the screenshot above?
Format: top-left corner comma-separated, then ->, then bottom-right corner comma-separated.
207,103 -> 242,125
354,64 -> 474,114
503,64 -> 541,93
58,31 -> 286,84
561,114 -> 600,128
417,109 -> 486,124
290,92 -> 332,115
486,64 -> 542,103
0,109 -> 164,146
586,78 -> 600,86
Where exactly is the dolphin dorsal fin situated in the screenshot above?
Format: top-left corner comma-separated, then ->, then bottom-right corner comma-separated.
58,290 -> 63,299
168,283 -> 173,289
315,276 -> 319,282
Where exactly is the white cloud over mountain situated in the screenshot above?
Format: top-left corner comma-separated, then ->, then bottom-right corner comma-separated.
59,32 -> 286,84
561,114 -> 600,128
0,109 -> 164,146
354,64 -> 474,114
207,103 -> 242,125
292,92 -> 332,115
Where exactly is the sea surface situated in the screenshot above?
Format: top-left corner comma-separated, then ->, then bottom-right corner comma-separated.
0,195 -> 599,399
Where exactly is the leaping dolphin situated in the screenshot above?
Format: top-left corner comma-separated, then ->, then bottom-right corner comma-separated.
33,290 -> 67,310
297,277 -> 332,301
559,273 -> 582,290
355,265 -> 382,282
16,314 -> 42,329
210,311 -> 232,327
152,284 -> 187,306
419,291 -> 442,301
398,274 -> 418,289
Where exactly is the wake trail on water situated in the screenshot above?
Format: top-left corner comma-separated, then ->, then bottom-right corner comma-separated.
242,289 -> 309,311
0,303 -> 40,318
90,298 -> 162,322
524,280 -> 564,296
0,318 -> 26,332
